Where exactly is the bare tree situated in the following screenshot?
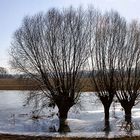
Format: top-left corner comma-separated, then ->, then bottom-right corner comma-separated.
115,21 -> 140,128
0,67 -> 8,78
90,11 -> 126,131
10,7 -> 90,132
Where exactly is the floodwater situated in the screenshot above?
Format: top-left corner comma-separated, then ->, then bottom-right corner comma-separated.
0,91 -> 139,134
0,91 -> 102,133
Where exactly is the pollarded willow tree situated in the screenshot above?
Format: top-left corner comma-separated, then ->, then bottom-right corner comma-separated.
115,21 -> 140,127
90,11 -> 127,131
10,7 -> 90,132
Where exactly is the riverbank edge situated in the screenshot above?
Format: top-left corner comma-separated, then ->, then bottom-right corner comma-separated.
0,131 -> 140,140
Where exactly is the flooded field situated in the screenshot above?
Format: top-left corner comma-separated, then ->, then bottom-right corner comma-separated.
0,91 -> 139,135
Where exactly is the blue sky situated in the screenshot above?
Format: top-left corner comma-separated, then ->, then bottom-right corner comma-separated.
0,0 -> 140,72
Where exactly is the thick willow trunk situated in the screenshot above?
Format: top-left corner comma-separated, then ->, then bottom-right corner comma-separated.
124,108 -> 132,124
58,107 -> 70,133
119,102 -> 133,130
104,106 -> 110,131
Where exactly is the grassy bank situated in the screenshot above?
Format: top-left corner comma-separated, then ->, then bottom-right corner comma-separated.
0,133 -> 139,140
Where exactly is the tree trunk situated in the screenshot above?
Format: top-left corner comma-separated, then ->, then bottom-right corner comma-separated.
104,106 -> 110,131
58,107 -> 70,133
124,107 -> 132,124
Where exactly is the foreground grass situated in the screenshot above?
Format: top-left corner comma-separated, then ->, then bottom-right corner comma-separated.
0,133 -> 139,140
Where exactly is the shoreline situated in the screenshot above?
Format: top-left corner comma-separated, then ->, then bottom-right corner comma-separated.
0,131 -> 139,140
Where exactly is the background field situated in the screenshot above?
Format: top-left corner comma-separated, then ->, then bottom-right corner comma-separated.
0,78 -> 94,91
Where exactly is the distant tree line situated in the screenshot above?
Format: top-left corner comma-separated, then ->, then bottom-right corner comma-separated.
10,6 -> 140,132
0,67 -> 28,79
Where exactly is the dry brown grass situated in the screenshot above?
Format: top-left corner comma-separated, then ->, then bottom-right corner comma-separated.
0,78 -> 39,90
0,78 -> 95,91
0,133 -> 139,140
